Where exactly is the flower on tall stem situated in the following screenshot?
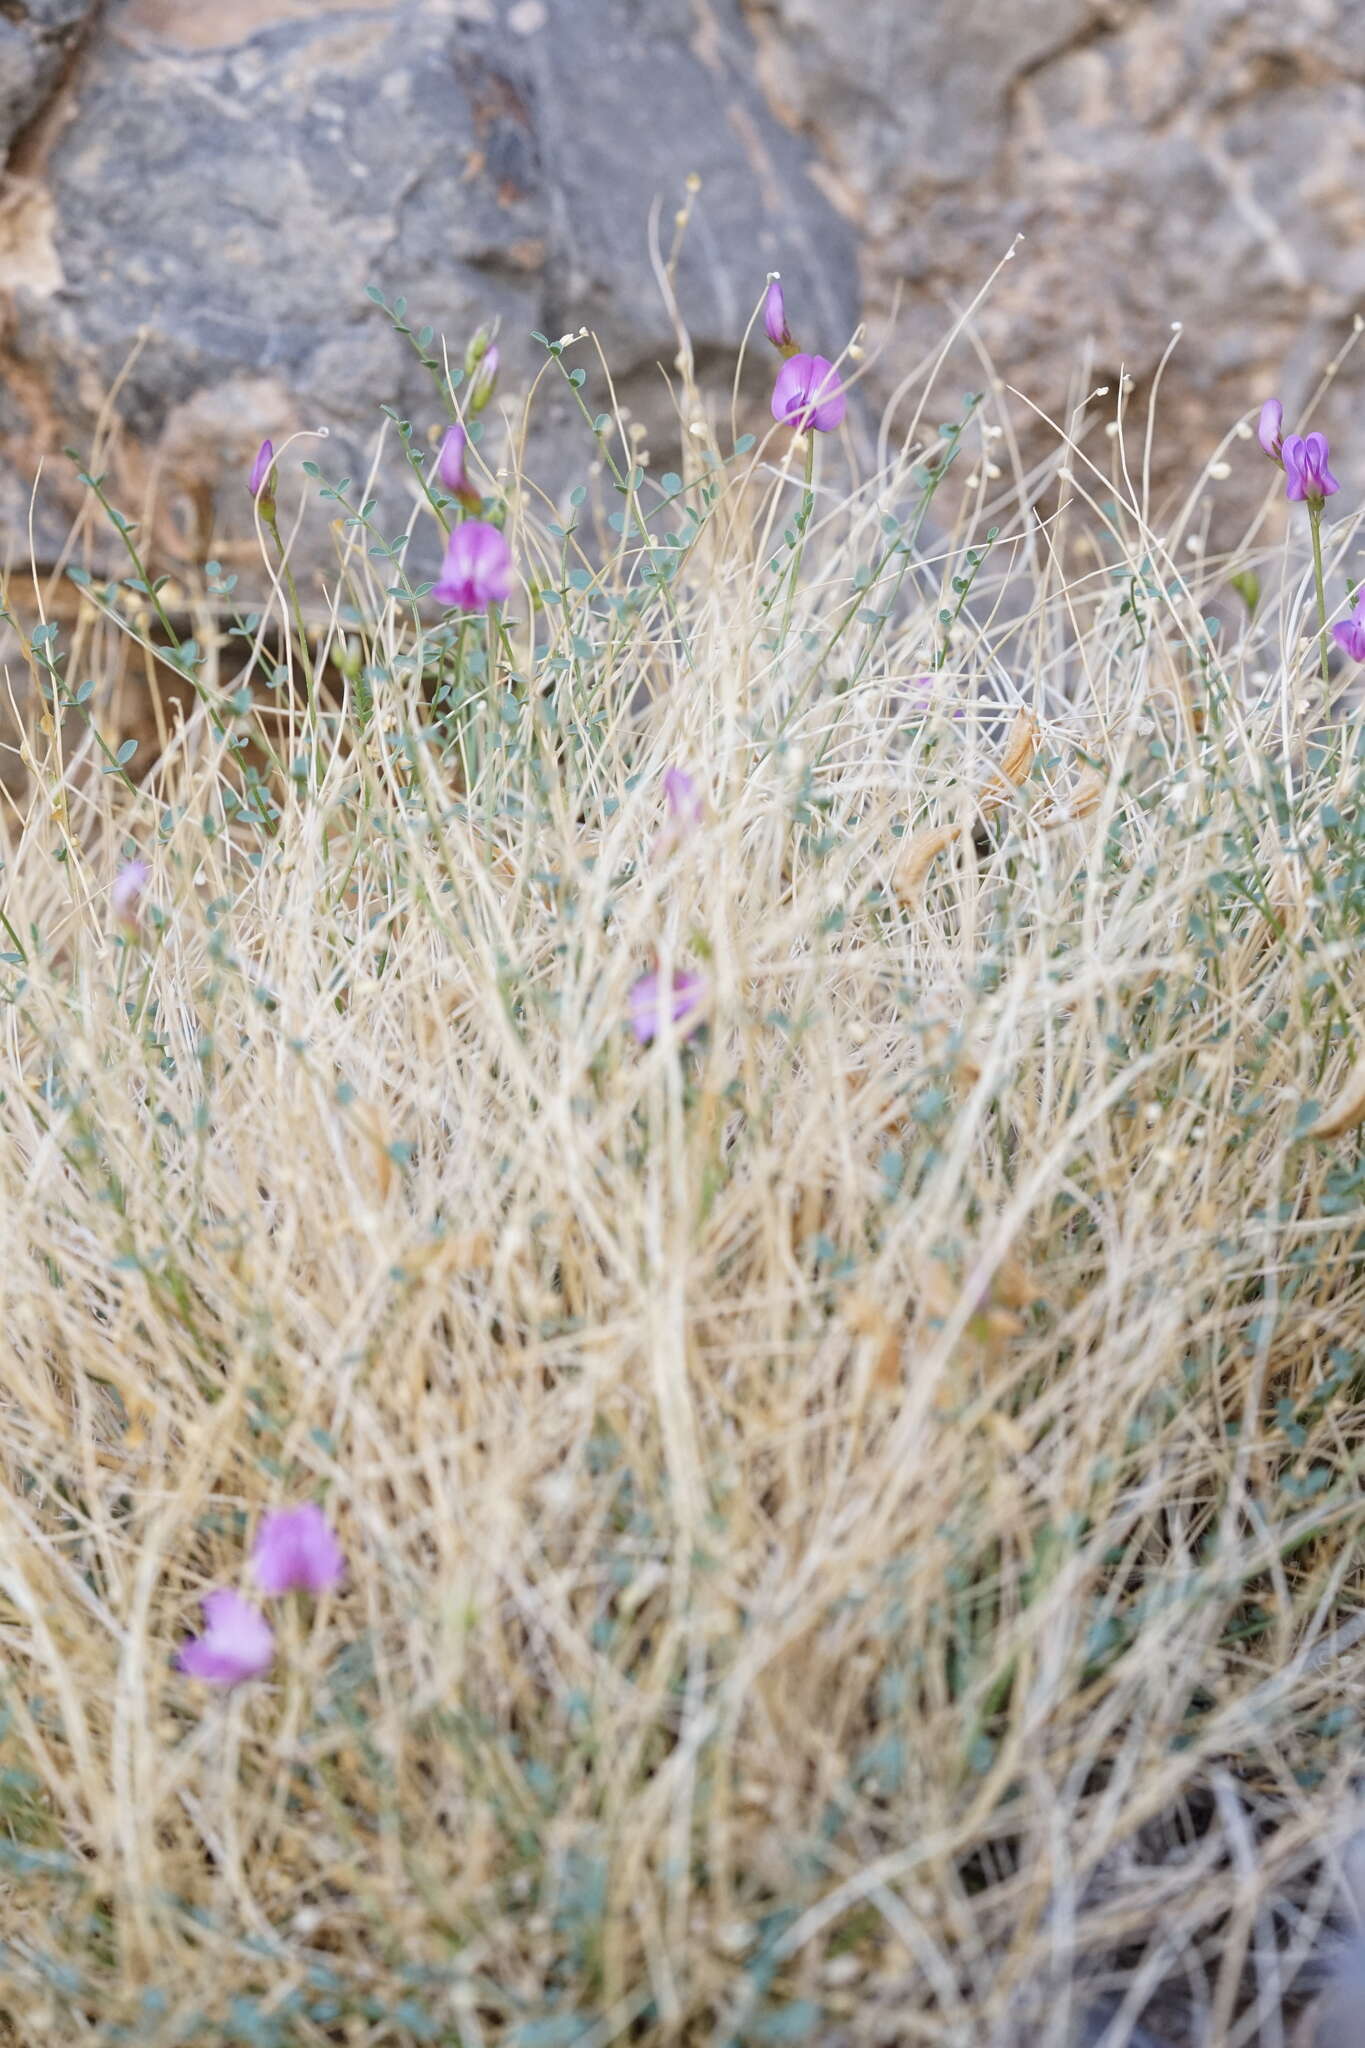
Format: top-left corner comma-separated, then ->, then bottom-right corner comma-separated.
629,966 -> 707,1045
1282,432 -> 1340,505
1256,402 -> 1342,688
432,518 -> 513,612
771,353 -> 845,434
177,1589 -> 275,1687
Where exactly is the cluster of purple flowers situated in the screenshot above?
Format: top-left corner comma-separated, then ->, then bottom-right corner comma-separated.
247,323 -> 513,617
178,1502 -> 345,1688
1257,400 -> 1339,502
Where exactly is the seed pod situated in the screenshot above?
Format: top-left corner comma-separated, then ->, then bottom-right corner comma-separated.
1302,1053 -> 1365,1140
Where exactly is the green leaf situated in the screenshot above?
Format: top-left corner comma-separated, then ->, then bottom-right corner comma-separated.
1230,569 -> 1260,616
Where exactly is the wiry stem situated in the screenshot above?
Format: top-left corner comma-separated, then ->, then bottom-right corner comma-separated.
1309,499 -> 1332,691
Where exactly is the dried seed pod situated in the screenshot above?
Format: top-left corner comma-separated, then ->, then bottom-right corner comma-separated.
844,1292 -> 902,1389
893,820 -> 964,904
979,709 -> 1039,814
894,711 -> 1040,903
1302,1053 -> 1365,1140
1042,761 -> 1106,828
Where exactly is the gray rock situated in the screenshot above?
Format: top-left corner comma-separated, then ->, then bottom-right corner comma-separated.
0,0 -> 95,159
0,0 -> 858,585
10,0 -> 1365,594
742,0 -> 1365,514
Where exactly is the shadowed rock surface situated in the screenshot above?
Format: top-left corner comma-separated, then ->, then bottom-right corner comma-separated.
743,0 -> 1365,508
0,0 -> 94,157
6,0 -> 1365,578
0,0 -> 858,578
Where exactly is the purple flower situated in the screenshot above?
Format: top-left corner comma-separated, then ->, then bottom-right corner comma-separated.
111,858 -> 150,932
248,440 -> 275,500
771,353 -> 846,434
1332,595 -> 1365,662
432,519 -> 513,611
654,766 -> 704,857
629,966 -> 707,1045
1282,431 -> 1340,504
763,277 -> 793,353
468,343 -> 500,415
436,423 -> 469,496
253,1503 -> 346,1597
177,1589 -> 275,1687
664,766 -> 702,827
1257,399 -> 1284,460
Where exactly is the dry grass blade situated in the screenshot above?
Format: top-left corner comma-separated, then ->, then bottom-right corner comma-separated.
0,325 -> 1360,2048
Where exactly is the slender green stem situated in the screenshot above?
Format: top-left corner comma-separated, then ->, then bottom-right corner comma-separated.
263,509 -> 317,716
0,903 -> 27,963
777,431 -> 817,652
1309,500 -> 1331,691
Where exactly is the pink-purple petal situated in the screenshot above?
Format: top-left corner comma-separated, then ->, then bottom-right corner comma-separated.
436,423 -> 469,496
433,518 -> 513,610
248,440 -> 274,500
1282,431 -> 1339,502
1257,399 -> 1283,460
763,278 -> 792,352
629,967 -> 707,1044
177,1589 -> 275,1687
771,353 -> 846,435
253,1504 -> 346,1596
111,858 -> 150,930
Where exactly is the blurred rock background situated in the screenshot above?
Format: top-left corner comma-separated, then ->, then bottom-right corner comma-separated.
0,0 -> 1362,572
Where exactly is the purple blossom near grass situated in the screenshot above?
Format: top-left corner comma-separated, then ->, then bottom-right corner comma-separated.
629,966 -> 707,1044
1332,595 -> 1365,662
253,1504 -> 346,1597
432,519 -> 513,611
436,423 -> 470,496
111,858 -> 150,932
1282,431 -> 1339,504
664,766 -> 702,824
1254,401 -> 1342,687
177,1590 -> 275,1687
771,353 -> 846,434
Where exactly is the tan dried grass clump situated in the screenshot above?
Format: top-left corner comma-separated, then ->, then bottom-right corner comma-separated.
0,328 -> 1362,2048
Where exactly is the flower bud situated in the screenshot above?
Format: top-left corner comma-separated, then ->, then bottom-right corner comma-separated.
1257,399 -> 1284,461
248,439 -> 275,501
763,276 -> 794,355
468,343 -> 500,415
